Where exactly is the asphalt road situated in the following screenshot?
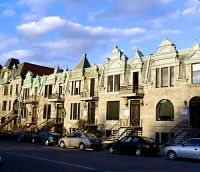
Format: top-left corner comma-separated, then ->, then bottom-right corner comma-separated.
0,141 -> 200,172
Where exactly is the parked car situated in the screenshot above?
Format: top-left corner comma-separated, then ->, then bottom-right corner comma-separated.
0,131 -> 12,140
58,132 -> 102,150
14,131 -> 37,142
105,136 -> 160,156
164,138 -> 200,160
32,131 -> 61,146
10,130 -> 31,141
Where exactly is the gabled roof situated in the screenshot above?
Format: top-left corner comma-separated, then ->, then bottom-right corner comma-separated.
74,53 -> 91,69
3,58 -> 19,69
156,37 -> 176,54
158,37 -> 175,47
133,49 -> 144,64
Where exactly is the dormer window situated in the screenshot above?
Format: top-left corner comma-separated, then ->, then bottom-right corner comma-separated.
107,74 -> 120,92
44,85 -> 52,98
71,81 -> 81,95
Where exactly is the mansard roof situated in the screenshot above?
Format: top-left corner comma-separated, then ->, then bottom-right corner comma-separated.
18,62 -> 54,78
3,58 -> 19,69
74,53 -> 91,69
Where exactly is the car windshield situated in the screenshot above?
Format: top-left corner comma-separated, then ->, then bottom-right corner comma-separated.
83,133 -> 96,138
142,137 -> 154,143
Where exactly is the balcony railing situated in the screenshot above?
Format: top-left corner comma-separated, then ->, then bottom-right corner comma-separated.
80,91 -> 98,98
47,93 -> 64,102
119,85 -> 144,94
22,95 -> 39,103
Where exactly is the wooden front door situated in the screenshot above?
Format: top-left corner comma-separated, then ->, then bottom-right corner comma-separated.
130,100 -> 140,126
88,102 -> 95,125
190,96 -> 200,128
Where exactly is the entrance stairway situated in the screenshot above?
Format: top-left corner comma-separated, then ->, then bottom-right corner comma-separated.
166,120 -> 200,145
0,111 -> 18,130
32,118 -> 56,132
106,121 -> 143,142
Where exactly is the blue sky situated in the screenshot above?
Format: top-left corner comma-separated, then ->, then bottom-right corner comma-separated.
0,0 -> 200,69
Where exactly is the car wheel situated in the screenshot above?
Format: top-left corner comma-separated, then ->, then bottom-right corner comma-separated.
79,143 -> 85,151
60,141 -> 65,148
135,148 -> 142,156
167,150 -> 177,160
108,147 -> 114,154
45,140 -> 49,146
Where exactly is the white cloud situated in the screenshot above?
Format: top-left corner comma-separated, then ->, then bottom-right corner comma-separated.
2,9 -> 15,16
65,20 -> 145,38
16,16 -> 146,40
181,0 -> 200,16
161,29 -> 183,34
0,35 -> 18,50
0,49 -> 34,61
16,16 -> 66,36
17,0 -> 55,21
92,0 -> 173,19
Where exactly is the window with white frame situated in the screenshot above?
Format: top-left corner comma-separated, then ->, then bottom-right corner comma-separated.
192,63 -> 200,84
70,103 -> 80,120
156,66 -> 174,88
107,74 -> 120,92
44,85 -> 52,98
23,88 -> 30,99
20,103 -> 28,118
43,104 -> 51,119
71,81 -> 81,95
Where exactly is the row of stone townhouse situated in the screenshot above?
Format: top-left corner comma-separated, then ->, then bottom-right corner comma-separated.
0,38 -> 200,144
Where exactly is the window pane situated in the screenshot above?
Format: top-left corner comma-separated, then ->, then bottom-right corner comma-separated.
106,101 -> 119,120
192,64 -> 200,84
114,75 -> 120,91
107,76 -> 113,92
156,68 -> 160,88
170,66 -> 174,86
161,68 -> 168,87
156,99 -> 174,121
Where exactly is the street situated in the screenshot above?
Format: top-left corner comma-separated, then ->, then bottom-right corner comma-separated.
0,141 -> 200,172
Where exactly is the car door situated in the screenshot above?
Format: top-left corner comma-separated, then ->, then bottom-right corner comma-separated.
116,136 -> 132,153
179,139 -> 200,159
63,135 -> 71,148
69,132 -> 80,148
38,132 -> 46,143
130,137 -> 140,153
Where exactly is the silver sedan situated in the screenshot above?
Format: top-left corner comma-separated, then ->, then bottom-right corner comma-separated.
164,138 -> 200,160
58,132 -> 102,151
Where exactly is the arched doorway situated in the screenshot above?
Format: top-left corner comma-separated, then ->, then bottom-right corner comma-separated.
189,96 -> 200,128
13,100 -> 19,114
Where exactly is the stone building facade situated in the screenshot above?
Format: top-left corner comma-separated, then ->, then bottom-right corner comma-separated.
0,38 -> 200,143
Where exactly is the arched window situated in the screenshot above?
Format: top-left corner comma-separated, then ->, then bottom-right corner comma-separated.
156,99 -> 174,121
